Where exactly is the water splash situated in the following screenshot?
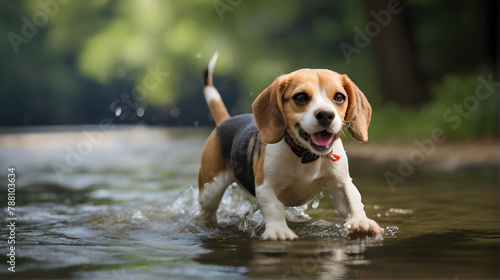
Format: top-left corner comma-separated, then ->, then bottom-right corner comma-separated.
88,185 -> 260,238
88,185 -> 393,240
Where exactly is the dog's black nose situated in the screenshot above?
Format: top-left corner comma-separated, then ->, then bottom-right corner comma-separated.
316,110 -> 335,126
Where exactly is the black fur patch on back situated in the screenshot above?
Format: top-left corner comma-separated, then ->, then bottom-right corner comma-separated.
216,114 -> 259,196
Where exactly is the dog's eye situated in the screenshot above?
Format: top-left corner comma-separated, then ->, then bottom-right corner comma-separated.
333,93 -> 345,104
293,92 -> 309,105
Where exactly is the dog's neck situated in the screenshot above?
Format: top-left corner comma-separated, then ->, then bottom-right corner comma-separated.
283,135 -> 319,164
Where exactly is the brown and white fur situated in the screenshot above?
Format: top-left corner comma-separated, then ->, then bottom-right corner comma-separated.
198,53 -> 383,240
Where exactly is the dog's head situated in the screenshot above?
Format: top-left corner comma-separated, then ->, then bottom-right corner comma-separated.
252,69 -> 371,155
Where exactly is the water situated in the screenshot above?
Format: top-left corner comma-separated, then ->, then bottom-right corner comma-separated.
0,126 -> 498,279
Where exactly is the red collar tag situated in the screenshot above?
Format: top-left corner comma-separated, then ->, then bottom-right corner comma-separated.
328,153 -> 341,162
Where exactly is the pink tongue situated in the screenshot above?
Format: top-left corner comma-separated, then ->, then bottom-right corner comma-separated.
311,131 -> 334,147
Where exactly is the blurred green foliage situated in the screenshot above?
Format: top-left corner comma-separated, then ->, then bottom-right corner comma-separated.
0,0 -> 497,140
369,69 -> 498,141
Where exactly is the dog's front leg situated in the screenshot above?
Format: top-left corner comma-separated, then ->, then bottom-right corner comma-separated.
256,182 -> 298,240
329,179 -> 384,236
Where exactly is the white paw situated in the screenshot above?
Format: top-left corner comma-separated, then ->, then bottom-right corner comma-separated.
261,223 -> 298,241
345,216 -> 384,236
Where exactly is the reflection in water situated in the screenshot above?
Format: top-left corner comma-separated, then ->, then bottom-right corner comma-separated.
196,237 -> 383,279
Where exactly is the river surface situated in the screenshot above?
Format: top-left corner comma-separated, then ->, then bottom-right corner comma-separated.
0,126 -> 498,279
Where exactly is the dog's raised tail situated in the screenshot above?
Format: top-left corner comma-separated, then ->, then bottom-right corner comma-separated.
204,52 -> 230,126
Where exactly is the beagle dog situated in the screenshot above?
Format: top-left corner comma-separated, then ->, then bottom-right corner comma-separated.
198,53 -> 383,240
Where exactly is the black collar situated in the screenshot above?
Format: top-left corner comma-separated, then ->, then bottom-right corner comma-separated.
284,135 -> 341,164
284,135 -> 320,164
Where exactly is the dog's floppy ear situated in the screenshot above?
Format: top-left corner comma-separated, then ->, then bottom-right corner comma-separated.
252,75 -> 288,144
343,75 -> 372,143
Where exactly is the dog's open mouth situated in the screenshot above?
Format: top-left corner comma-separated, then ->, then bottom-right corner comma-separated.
299,129 -> 340,152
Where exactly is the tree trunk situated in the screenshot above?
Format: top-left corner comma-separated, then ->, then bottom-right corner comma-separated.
362,0 -> 430,106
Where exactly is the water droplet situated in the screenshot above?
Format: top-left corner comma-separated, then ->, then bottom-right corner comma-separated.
136,107 -> 145,117
310,191 -> 323,209
115,107 -> 122,117
132,210 -> 145,220
170,107 -> 181,118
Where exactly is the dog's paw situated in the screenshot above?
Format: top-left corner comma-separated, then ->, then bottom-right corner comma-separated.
261,224 -> 298,241
345,216 -> 384,236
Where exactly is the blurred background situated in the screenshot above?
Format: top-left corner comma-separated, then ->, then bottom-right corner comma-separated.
0,0 -> 498,140
0,2 -> 498,278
